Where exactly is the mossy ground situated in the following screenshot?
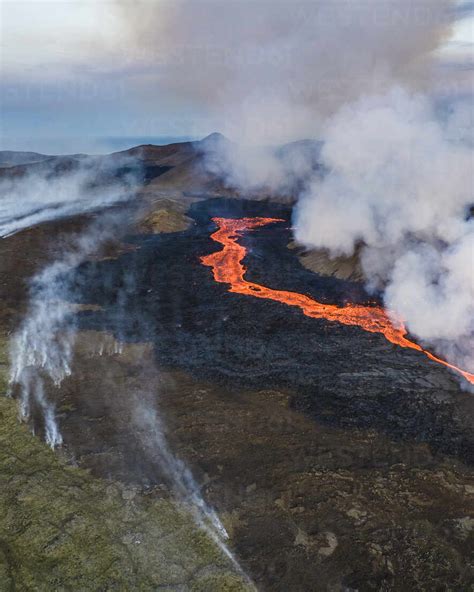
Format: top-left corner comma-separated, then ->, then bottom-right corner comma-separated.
0,335 -> 251,591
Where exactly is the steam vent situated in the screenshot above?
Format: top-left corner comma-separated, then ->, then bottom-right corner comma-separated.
1,1 -> 474,590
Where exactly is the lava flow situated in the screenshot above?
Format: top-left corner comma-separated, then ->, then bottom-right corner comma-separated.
201,217 -> 474,385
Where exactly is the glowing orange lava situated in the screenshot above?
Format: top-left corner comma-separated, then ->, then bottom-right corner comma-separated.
201,217 -> 474,385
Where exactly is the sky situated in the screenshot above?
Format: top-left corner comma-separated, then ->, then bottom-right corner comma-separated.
0,0 -> 473,154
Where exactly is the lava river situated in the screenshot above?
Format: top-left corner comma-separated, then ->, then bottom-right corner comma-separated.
201,217 -> 474,385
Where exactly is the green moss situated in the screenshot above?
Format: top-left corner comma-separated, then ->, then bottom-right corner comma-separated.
192,573 -> 252,592
0,335 -> 251,591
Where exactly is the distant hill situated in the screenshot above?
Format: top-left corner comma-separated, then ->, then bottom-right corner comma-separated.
0,133 -> 323,201
112,133 -> 235,196
0,134 -> 232,194
0,135 -> 362,281
0,151 -> 52,168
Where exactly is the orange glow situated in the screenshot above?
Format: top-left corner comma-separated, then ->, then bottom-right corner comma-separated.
201,217 -> 474,385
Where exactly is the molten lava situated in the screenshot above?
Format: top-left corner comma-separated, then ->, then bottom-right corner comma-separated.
201,217 -> 474,385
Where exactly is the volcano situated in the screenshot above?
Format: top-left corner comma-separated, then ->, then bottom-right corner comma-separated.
0,142 -> 473,591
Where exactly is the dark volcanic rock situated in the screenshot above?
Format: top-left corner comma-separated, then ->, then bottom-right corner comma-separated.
3,193 -> 473,591
70,197 -> 474,464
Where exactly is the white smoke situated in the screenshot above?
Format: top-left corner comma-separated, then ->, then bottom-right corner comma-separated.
0,155 -> 138,238
4,154 -> 249,582
133,402 -> 251,579
8,219 -> 127,446
294,88 -> 474,375
116,0 -> 461,192
116,0 -> 473,378
7,158 -> 140,446
96,272 -> 250,580
118,0 -> 454,144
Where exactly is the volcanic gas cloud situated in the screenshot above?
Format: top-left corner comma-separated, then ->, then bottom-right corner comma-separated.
118,0 -> 473,380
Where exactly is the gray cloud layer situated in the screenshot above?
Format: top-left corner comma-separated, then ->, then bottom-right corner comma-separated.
118,0 -> 458,142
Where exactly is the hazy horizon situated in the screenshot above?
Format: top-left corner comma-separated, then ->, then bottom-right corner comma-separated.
0,135 -> 199,155
1,0 -> 472,154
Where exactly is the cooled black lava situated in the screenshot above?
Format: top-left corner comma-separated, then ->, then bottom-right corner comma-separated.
70,198 -> 474,462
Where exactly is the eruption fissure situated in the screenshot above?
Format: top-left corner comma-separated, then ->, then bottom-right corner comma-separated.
201,217 -> 474,385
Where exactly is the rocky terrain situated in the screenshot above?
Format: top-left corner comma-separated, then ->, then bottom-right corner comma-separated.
0,358 -> 248,591
0,139 -> 472,591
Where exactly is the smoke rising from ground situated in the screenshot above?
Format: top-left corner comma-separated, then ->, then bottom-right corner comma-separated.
5,154 -> 247,577
134,402 -> 251,580
117,0 -> 473,378
295,88 -> 473,374
0,156 -> 138,238
7,155 -> 140,445
8,216 -> 137,445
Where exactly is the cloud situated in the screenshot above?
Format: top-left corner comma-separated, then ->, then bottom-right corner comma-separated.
294,88 -> 474,376
116,0 -> 474,379
117,0 -> 456,144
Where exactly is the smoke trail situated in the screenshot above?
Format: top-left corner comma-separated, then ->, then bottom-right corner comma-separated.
96,275 -> 255,584
7,155 -> 140,446
0,154 -> 138,238
134,402 -> 253,582
4,158 -> 252,582
8,216 -> 126,446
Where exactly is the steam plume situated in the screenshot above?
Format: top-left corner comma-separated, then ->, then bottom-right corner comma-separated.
295,88 -> 473,376
117,0 -> 454,144
7,158 -> 140,446
0,155 -> 138,238
5,156 -> 250,581
116,0 -> 472,379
